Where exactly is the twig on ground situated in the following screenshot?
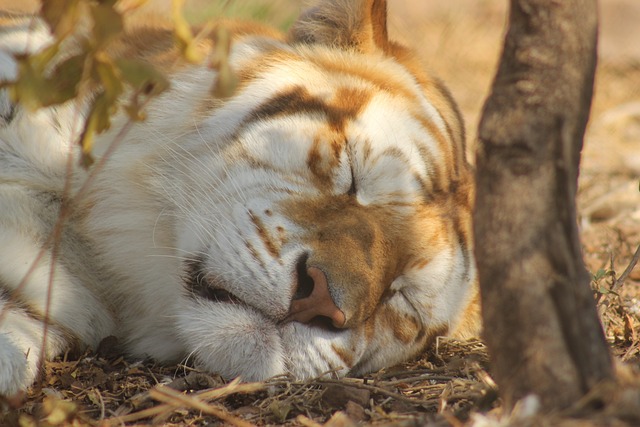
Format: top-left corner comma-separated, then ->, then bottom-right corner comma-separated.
195,378 -> 264,400
315,378 -> 437,408
106,378 -> 263,425
150,385 -> 256,427
382,375 -> 458,386
377,367 -> 446,379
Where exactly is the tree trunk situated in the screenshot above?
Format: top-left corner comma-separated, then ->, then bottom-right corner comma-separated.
474,0 -> 613,411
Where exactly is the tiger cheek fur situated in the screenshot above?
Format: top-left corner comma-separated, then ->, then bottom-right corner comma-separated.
0,0 -> 480,394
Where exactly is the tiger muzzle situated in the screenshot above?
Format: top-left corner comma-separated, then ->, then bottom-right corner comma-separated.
285,266 -> 346,328
280,196 -> 403,329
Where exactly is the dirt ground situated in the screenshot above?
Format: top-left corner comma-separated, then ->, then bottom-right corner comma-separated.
2,1 -> 640,426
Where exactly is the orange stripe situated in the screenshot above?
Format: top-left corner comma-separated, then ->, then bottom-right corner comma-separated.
248,210 -> 280,260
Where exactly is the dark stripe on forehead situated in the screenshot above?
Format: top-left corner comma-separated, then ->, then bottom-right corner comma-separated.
306,132 -> 346,190
242,86 -> 371,132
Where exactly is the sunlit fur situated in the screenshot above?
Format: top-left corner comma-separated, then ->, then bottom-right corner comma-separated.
0,0 -> 480,396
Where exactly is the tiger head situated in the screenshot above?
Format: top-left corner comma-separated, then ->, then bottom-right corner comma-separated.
145,0 -> 481,381
55,0 -> 483,383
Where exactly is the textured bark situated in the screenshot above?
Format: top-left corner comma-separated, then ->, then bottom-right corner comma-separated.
474,0 -> 613,411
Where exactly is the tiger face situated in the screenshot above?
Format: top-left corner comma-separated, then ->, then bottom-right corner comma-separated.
0,0 -> 479,394
147,0 -> 479,380
172,82 -> 475,378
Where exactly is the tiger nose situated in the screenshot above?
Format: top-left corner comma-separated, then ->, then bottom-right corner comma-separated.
285,266 -> 346,328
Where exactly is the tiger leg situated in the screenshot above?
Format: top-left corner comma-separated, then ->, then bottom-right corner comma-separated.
0,293 -> 68,397
0,217 -> 114,396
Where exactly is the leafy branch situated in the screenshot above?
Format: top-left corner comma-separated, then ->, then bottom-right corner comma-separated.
3,0 -> 173,167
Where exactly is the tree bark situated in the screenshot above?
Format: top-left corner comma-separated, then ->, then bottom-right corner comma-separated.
474,0 -> 613,411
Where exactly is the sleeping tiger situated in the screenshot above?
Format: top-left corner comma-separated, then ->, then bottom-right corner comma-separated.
0,0 -> 480,397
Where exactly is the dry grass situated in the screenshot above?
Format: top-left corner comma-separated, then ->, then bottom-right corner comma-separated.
2,0 -> 640,426
4,322 -> 637,426
5,338 -> 496,426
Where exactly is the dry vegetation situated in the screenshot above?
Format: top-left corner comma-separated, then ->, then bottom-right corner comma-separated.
2,0 -> 640,425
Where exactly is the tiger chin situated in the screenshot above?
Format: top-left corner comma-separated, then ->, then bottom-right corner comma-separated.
0,0 -> 480,398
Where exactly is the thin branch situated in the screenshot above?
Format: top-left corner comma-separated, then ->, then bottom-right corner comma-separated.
382,374 -> 458,385
613,244 -> 640,292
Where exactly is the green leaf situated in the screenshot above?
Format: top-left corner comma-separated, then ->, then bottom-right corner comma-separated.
597,286 -> 619,297
45,53 -> 85,104
41,0 -> 82,37
593,268 -> 607,281
172,0 -> 203,63
29,41 -> 62,72
115,58 -> 170,95
116,58 -> 169,121
90,2 -> 124,48
79,92 -> 114,168
9,55 -> 49,110
95,55 -> 124,103
7,41 -> 83,110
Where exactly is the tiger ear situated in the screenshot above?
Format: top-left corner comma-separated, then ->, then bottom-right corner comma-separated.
289,0 -> 389,54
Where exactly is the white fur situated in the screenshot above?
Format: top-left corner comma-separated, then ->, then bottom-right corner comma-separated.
0,334 -> 30,397
0,9 -> 477,396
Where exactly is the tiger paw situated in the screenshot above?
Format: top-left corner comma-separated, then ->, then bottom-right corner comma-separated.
0,334 -> 30,398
